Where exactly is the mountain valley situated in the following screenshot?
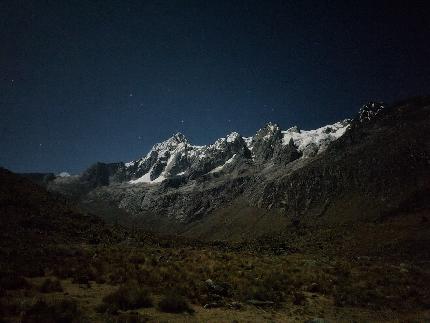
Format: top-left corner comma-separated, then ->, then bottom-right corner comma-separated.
2,97 -> 430,322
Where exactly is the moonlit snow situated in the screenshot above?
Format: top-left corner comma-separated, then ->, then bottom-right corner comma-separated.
128,120 -> 350,185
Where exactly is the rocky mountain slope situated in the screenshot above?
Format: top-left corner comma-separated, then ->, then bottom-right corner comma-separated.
34,97 -> 430,240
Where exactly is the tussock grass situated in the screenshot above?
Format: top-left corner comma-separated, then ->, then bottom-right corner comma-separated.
97,283 -> 153,312
38,278 -> 63,293
22,299 -> 83,323
158,292 -> 194,314
0,274 -> 31,290
1,235 -> 429,321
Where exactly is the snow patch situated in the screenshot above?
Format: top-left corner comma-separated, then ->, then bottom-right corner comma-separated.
129,166 -> 165,184
209,154 -> 236,173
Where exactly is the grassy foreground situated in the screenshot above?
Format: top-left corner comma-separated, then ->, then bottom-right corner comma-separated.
1,230 -> 429,323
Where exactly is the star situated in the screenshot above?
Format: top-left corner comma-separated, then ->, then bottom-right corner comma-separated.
129,93 -> 133,97
180,120 -> 184,124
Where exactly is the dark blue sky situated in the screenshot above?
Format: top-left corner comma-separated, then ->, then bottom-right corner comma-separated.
1,0 -> 429,173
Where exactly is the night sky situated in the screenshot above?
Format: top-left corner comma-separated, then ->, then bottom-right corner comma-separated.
1,1 -> 429,174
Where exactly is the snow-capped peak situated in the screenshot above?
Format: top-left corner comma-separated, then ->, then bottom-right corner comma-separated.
252,122 -> 281,142
226,132 -> 240,143
150,132 -> 188,152
172,132 -> 187,143
124,132 -> 192,183
263,122 -> 280,134
281,120 -> 350,157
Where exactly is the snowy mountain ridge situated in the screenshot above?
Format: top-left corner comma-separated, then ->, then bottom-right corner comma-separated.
125,119 -> 351,184
36,98 -> 430,234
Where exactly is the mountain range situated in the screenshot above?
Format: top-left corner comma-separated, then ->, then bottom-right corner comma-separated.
22,98 -> 430,243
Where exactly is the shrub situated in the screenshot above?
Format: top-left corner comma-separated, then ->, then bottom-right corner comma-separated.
292,291 -> 306,305
0,274 -> 31,290
108,268 -> 128,285
53,265 -> 74,279
100,285 -> 153,311
129,255 -> 146,265
158,293 -> 194,314
39,278 -> 63,293
95,302 -> 118,315
242,270 -> 290,303
0,298 -> 20,317
115,312 -> 150,323
245,284 -> 274,302
334,261 -> 352,278
23,265 -> 45,278
334,284 -> 384,308
72,274 -> 91,286
22,299 -> 83,323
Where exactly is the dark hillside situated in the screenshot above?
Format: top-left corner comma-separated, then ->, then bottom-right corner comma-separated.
0,168 -> 116,247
